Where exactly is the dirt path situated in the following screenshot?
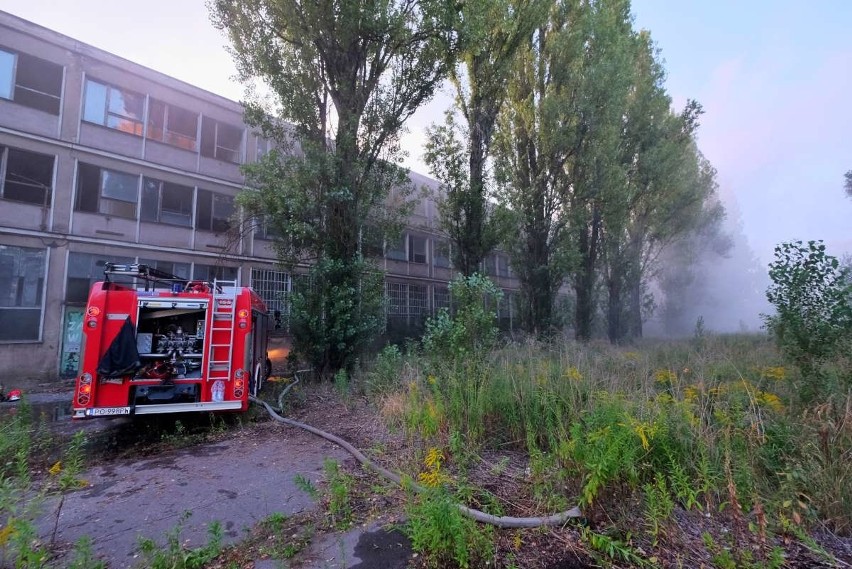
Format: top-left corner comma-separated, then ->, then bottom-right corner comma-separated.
38,423 -> 350,568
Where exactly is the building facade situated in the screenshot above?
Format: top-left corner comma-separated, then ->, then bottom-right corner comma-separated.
0,11 -> 520,382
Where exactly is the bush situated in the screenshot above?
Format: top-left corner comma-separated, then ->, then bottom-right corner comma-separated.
422,273 -> 502,363
763,241 -> 852,398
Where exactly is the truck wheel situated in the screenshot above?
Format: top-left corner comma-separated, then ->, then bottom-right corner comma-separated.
265,357 -> 272,379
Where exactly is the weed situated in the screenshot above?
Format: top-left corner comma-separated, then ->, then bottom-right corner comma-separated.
294,474 -> 319,499
405,487 -> 493,568
580,527 -> 646,567
59,430 -> 87,491
643,474 -> 674,544
68,536 -> 106,569
323,459 -> 353,528
137,511 -> 222,569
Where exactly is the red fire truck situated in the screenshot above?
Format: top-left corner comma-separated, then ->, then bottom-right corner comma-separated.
72,263 -> 271,419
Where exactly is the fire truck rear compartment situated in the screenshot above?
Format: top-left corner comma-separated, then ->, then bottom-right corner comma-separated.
135,304 -> 207,382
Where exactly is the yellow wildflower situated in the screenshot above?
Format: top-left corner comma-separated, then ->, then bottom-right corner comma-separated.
427,375 -> 437,385
49,461 -> 62,476
563,367 -> 583,381
0,523 -> 13,547
653,369 -> 678,385
683,386 -> 699,403
760,366 -> 787,381
757,391 -> 784,413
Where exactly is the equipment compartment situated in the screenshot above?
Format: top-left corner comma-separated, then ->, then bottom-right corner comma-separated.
134,303 -> 207,381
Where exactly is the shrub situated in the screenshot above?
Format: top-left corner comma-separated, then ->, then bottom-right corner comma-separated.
763,240 -> 852,388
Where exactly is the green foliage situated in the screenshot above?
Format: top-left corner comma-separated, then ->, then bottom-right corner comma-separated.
323,459 -> 353,529
405,487 -> 493,568
643,474 -> 674,544
422,273 -> 502,363
59,430 -> 87,491
289,257 -> 385,377
580,527 -> 647,567
764,240 -> 852,387
211,0 -> 456,375
68,536 -> 106,569
293,474 -> 318,500
366,344 -> 406,396
137,511 -> 222,569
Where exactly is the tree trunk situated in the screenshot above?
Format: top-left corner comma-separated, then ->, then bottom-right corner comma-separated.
574,206 -> 601,342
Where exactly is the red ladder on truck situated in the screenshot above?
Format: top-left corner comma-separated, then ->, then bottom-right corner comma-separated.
206,279 -> 238,381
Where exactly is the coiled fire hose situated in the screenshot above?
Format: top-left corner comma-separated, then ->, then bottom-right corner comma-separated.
249,379 -> 582,529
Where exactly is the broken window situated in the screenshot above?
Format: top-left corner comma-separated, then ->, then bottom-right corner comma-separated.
83,79 -> 144,136
0,146 -> 54,205
75,162 -> 139,218
0,48 -> 63,115
200,116 -> 243,163
147,99 -> 198,151
195,189 -> 234,232
141,177 -> 194,227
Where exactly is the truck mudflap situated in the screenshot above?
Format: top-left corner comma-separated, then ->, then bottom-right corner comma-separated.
72,400 -> 244,419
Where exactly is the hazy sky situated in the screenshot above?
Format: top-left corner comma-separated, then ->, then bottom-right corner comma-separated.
3,1 -> 850,267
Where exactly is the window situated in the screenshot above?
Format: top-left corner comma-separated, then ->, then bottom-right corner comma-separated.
200,117 -> 243,163
75,163 -> 139,218
0,48 -> 63,114
433,239 -> 451,268
141,177 -> 193,226
138,259 -> 191,280
82,79 -> 144,135
433,286 -> 450,312
147,99 -> 198,151
496,254 -> 511,277
196,189 -> 234,232
408,235 -> 427,264
66,253 -> 134,304
0,146 -> 54,205
483,254 -> 497,276
386,233 -> 406,261
385,281 -> 428,322
193,264 -> 238,282
251,268 -> 291,328
0,245 -> 46,341
253,215 -> 281,241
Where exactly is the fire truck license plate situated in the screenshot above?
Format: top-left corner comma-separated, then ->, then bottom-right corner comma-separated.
88,407 -> 131,416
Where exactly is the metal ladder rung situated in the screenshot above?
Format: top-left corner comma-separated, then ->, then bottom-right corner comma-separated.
205,278 -> 239,382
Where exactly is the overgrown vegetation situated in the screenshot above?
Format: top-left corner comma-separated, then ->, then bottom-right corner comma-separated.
360,275 -> 852,567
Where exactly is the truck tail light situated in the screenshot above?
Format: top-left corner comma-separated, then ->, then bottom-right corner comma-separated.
76,373 -> 93,405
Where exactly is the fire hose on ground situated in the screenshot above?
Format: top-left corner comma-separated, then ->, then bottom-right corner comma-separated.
249,377 -> 583,529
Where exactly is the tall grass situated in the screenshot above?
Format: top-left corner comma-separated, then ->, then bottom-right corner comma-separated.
373,334 -> 852,536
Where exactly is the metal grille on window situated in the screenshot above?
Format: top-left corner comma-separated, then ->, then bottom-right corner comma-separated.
251,268 -> 291,331
433,286 -> 450,313
409,284 -> 428,317
386,282 -> 406,317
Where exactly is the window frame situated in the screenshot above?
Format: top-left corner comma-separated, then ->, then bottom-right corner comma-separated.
201,116 -> 244,164
195,188 -> 235,233
0,145 -> 55,206
0,244 -> 48,343
141,177 -> 194,227
82,78 -> 145,136
75,162 -> 140,219
0,47 -> 63,115
147,99 -> 199,151
408,234 -> 427,264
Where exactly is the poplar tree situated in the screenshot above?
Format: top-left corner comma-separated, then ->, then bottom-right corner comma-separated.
426,0 -> 550,276
210,0 -> 456,375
